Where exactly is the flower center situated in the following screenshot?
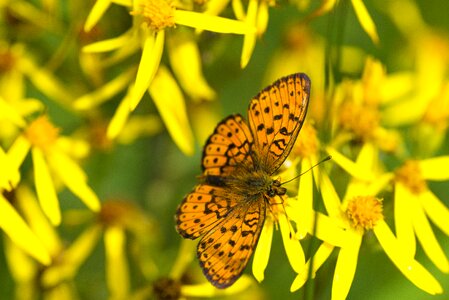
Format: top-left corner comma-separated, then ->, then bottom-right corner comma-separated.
131,0 -> 175,31
394,160 -> 427,194
293,123 -> 319,158
339,101 -> 380,140
25,116 -> 60,150
152,277 -> 181,300
346,196 -> 383,230
0,49 -> 15,73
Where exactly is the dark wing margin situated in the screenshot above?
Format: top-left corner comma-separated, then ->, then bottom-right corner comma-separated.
247,73 -> 310,173
201,114 -> 254,176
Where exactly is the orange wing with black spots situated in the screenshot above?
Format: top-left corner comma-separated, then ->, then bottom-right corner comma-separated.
176,73 -> 311,289
202,114 -> 254,176
176,185 -> 239,240
197,195 -> 266,288
248,73 -> 310,172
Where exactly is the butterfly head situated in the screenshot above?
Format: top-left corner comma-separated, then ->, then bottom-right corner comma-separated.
267,179 -> 286,197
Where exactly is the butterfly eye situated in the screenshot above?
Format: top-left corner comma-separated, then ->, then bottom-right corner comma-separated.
267,188 -> 276,197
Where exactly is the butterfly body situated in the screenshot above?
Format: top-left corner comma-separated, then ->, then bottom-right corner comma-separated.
176,73 -> 311,288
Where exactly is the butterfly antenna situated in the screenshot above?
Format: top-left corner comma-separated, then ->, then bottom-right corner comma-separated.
281,155 -> 332,186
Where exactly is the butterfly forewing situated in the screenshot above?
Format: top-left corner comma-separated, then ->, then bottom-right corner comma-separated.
202,114 -> 254,176
248,73 -> 310,172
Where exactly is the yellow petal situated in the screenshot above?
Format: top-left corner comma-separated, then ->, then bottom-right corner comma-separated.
326,146 -> 374,181
294,162 -> 314,238
0,97 -> 26,127
167,32 -> 216,102
41,224 -> 102,287
394,182 -> 416,256
117,114 -> 162,144
332,233 -> 362,300
4,237 -> 36,282
149,66 -> 195,155
84,0 -> 112,32
7,135 -> 31,170
256,0 -> 269,36
420,190 -> 449,236
279,213 -> 305,273
174,10 -> 255,34
48,151 -> 101,212
16,185 -> 62,256
374,220 -> 443,295
129,29 -> 164,110
419,156 -> 449,180
181,276 -> 252,297
232,0 -> 245,20
305,0 -> 336,19
252,217 -> 273,282
170,239 -> 196,279
312,213 -> 353,248
350,0 -> 379,45
82,29 -> 134,53
0,146 -> 20,190
290,242 -> 334,292
73,67 -> 136,110
18,57 -> 72,105
413,194 -> 449,272
105,226 -> 130,298
107,88 -> 132,140
0,195 -> 51,265
318,172 -> 346,221
240,0 -> 258,68
32,148 -> 61,226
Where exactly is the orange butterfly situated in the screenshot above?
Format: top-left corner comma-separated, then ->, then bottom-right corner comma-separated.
176,73 -> 311,288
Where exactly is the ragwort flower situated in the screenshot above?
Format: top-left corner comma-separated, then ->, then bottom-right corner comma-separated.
6,115 -> 100,225
81,0 -> 255,155
291,144 -> 442,299
393,158 -> 449,273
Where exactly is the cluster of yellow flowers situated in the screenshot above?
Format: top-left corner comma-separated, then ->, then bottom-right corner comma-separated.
0,0 -> 448,299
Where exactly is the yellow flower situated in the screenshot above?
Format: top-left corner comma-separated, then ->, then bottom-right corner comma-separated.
81,0 -> 255,154
6,115 -> 100,225
393,158 -> 449,273
303,0 -> 379,45
291,144 -> 443,298
331,58 -> 405,154
0,42 -> 73,107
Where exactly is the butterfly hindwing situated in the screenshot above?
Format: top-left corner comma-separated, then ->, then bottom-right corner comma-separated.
197,196 -> 266,288
176,184 -> 239,239
248,73 -> 310,172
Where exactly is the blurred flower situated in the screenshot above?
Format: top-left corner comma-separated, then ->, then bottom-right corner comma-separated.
6,115 -> 100,225
330,58 -> 405,154
1,186 -> 51,267
0,42 -> 73,107
290,144 -> 443,298
303,0 -> 379,45
81,0 -> 255,154
393,158 -> 449,273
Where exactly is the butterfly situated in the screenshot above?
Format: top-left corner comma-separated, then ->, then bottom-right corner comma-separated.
176,73 -> 310,288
